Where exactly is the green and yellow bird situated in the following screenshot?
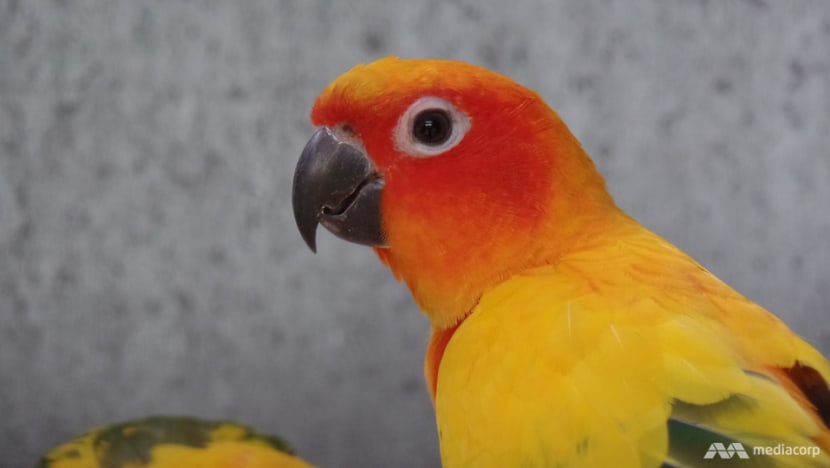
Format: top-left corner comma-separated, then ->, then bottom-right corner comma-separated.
292,57 -> 830,467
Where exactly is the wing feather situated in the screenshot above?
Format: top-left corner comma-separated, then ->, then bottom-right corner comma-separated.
434,229 -> 830,467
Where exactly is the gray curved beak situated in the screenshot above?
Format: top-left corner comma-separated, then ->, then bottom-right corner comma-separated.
292,127 -> 386,252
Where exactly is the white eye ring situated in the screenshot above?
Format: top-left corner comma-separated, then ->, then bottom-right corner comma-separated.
393,96 -> 471,158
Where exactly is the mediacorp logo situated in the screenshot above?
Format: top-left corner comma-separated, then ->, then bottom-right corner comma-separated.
704,442 -> 750,460
703,441 -> 823,460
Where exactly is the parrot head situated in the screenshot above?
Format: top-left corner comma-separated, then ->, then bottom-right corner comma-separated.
293,57 -> 617,327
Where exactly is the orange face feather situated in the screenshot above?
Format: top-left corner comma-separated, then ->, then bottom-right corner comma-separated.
310,57 -> 616,328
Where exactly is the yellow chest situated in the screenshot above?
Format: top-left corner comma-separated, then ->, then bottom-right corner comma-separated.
431,258 -> 829,467
433,268 -> 673,467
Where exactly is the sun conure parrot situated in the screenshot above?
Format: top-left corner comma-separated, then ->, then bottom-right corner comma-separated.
292,57 -> 830,467
36,416 -> 315,468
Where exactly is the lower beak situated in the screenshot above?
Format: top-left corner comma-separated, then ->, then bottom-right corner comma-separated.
292,127 -> 386,252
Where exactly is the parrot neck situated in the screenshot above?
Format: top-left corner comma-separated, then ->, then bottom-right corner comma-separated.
375,167 -> 627,330
412,189 -> 631,402
373,99 -> 626,330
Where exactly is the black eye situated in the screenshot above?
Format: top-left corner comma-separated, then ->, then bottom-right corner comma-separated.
412,109 -> 452,146
394,96 -> 470,157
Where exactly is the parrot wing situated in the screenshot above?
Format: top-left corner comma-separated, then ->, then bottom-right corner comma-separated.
433,230 -> 830,467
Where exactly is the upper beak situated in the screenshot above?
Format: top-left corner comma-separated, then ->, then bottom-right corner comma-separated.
292,127 -> 386,252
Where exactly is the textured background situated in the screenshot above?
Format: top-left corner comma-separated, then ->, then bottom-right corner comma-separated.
2,1 -> 829,467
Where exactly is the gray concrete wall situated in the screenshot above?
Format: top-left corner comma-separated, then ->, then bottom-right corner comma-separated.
1,1 -> 829,467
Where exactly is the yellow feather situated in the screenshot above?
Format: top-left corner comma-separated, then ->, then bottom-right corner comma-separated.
434,221 -> 830,467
